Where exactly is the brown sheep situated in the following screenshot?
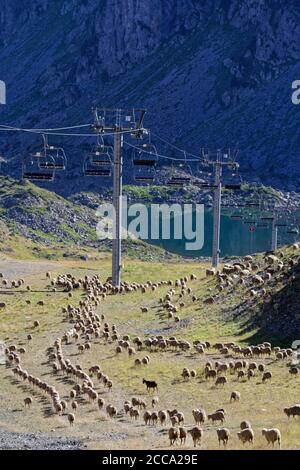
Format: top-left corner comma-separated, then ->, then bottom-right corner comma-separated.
261,428 -> 281,448
179,427 -> 187,445
215,376 -> 227,387
205,369 -> 217,380
168,427 -> 179,446
237,428 -> 254,445
68,413 -> 75,426
230,391 -> 241,402
188,426 -> 203,447
192,409 -> 206,425
262,371 -> 272,383
24,397 -> 33,408
208,411 -> 225,425
158,410 -> 167,425
240,420 -> 251,430
284,405 -> 300,418
217,428 -> 230,446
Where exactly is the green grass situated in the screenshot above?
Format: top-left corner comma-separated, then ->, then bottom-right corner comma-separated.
1,252 -> 300,449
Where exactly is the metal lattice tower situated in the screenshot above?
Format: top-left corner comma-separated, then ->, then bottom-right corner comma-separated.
91,108 -> 147,287
201,148 -> 239,268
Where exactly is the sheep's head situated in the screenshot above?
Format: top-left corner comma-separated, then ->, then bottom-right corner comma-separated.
261,428 -> 268,436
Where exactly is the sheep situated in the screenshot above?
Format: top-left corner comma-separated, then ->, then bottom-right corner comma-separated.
261,428 -> 281,448
181,368 -> 191,381
284,405 -> 300,418
151,411 -> 158,425
215,376 -> 227,387
205,369 -> 217,380
168,427 -> 179,446
240,420 -> 251,430
143,410 -> 152,425
289,367 -> 299,376
130,408 -> 140,420
188,426 -> 203,447
262,371 -> 272,382
158,410 -> 167,425
170,415 -> 179,426
67,413 -> 75,427
179,427 -> 187,445
98,398 -> 105,410
24,397 -> 33,408
217,428 -> 230,446
237,428 -> 254,445
230,391 -> 241,402
106,404 -> 117,418
192,409 -> 206,425
208,411 -> 225,425
141,307 -> 149,313
152,397 -> 159,408
71,401 -> 78,411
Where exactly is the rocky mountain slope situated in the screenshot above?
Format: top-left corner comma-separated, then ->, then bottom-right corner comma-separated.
0,177 -> 174,261
0,0 -> 300,193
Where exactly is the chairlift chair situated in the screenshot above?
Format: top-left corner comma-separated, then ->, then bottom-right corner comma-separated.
23,152 -> 55,181
39,146 -> 67,170
83,155 -> 112,177
132,143 -> 158,184
224,170 -> 242,191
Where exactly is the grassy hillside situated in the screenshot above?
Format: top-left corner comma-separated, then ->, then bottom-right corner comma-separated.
0,245 -> 300,449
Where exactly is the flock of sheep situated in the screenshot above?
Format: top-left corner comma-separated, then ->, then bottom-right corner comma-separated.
1,246 -> 300,449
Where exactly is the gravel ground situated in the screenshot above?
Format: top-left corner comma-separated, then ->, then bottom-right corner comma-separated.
0,259 -> 56,282
0,429 -> 85,450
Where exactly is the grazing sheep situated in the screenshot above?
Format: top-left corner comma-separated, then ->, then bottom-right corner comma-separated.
179,427 -> 187,445
188,426 -> 203,447
237,428 -> 254,445
205,369 -> 217,380
230,391 -> 241,402
158,410 -> 167,425
289,367 -> 299,376
208,411 -> 225,425
68,413 -> 75,427
262,371 -> 272,383
71,401 -> 78,411
240,420 -> 251,430
143,410 -> 152,425
98,398 -> 105,410
217,428 -> 230,446
152,397 -> 159,408
168,427 -> 179,446
192,409 -> 206,425
261,428 -> 281,448
151,411 -> 158,425
215,376 -> 227,387
284,405 -> 300,418
106,404 -> 117,419
170,415 -> 179,426
24,397 -> 33,408
182,368 -> 191,381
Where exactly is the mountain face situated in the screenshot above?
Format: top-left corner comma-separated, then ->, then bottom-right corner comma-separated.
1,0 -> 300,194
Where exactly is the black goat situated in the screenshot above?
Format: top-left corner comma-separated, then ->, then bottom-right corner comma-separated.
143,378 -> 158,393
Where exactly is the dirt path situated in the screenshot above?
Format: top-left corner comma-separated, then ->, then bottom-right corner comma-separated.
0,259 -> 57,281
